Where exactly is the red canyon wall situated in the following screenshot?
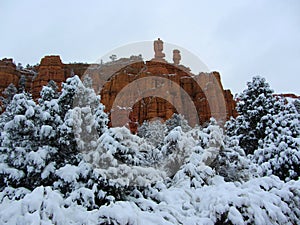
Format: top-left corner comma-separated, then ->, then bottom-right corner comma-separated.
0,55 -> 238,130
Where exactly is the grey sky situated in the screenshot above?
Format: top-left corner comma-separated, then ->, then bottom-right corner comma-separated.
1,0 -> 299,94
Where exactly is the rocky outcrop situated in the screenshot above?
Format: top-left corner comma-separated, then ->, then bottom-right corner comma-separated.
0,58 -> 19,94
274,93 -> 300,99
64,63 -> 90,80
224,89 -> 238,118
0,54 -> 237,132
0,56 -> 92,99
27,56 -> 90,98
99,61 -> 237,132
31,56 -> 65,98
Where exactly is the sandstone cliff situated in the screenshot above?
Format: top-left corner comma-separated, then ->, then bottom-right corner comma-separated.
0,55 -> 238,132
97,61 -> 237,132
0,58 -> 20,94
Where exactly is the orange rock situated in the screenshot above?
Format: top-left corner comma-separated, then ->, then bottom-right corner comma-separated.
99,60 -> 237,132
0,55 -> 238,133
0,58 -> 19,94
31,56 -> 65,98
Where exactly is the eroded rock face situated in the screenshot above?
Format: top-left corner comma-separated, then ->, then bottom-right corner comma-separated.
0,56 -> 237,133
31,56 -> 65,98
0,58 -> 19,94
100,61 -> 237,132
31,56 -> 90,98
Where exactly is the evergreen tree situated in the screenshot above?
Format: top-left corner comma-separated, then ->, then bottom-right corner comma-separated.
216,134 -> 253,182
70,75 -> 108,154
171,121 -> 219,188
18,75 -> 26,93
37,85 -> 64,176
0,93 -> 42,189
57,109 -> 79,165
47,80 -> 59,98
226,76 -> 276,155
83,75 -> 93,89
0,83 -> 17,111
96,127 -> 146,166
166,113 -> 191,132
58,76 -> 81,118
161,126 -> 195,177
294,99 -> 300,114
37,80 -> 61,147
80,76 -> 108,136
39,80 -> 59,105
137,120 -> 166,148
252,99 -> 300,181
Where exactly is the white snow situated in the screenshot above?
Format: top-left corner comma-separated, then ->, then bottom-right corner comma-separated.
55,164 -> 79,183
1,75 -> 299,225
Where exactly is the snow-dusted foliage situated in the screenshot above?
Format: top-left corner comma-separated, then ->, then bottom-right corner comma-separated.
161,126 -> 196,177
252,99 -> 300,181
138,120 -> 166,148
204,119 -> 253,182
2,176 -> 299,224
226,76 -> 300,182
0,83 -> 17,112
0,93 -> 42,188
70,75 -> 108,152
38,83 -> 62,147
57,75 -> 108,161
226,76 -> 276,155
0,75 -> 300,224
293,99 -> 300,114
166,113 -> 191,132
58,75 -> 81,118
85,126 -> 166,189
143,175 -> 300,225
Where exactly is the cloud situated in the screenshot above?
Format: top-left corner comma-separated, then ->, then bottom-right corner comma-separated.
0,0 -> 299,94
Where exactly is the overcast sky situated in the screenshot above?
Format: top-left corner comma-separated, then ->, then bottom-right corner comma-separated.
1,0 -> 299,94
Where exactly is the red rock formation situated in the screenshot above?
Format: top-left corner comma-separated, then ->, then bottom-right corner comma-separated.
0,58 -> 19,94
64,63 -> 89,79
31,56 -> 65,98
274,93 -> 300,99
0,55 -> 238,133
224,90 -> 238,118
99,60 -> 237,132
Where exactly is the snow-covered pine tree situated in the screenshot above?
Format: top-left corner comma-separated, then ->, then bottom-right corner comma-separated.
58,75 -> 81,118
70,75 -> 108,154
0,83 -> 17,112
226,76 -> 276,155
57,109 -> 80,165
34,84 -> 63,184
294,99 -> 300,114
216,133 -> 253,182
193,118 -> 253,182
0,93 -> 42,189
36,77 -> 117,205
47,80 -> 59,98
161,126 -> 195,177
96,127 -> 146,167
252,98 -> 300,181
171,125 -> 217,188
35,78 -> 116,207
137,120 -> 166,148
82,76 -> 109,137
165,113 -> 191,132
18,75 -> 26,93
39,80 -> 59,104
43,76 -> 83,170
56,76 -> 86,164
